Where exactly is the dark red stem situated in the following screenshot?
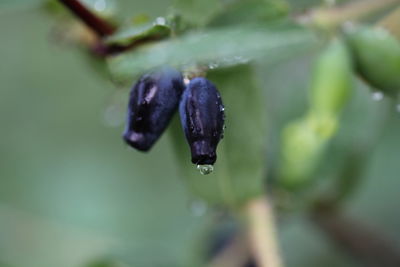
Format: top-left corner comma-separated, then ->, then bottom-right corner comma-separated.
58,0 -> 116,37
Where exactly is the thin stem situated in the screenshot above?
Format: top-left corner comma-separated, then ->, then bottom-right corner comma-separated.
306,0 -> 400,29
208,234 -> 250,267
58,0 -> 116,37
245,197 -> 283,267
378,6 -> 400,39
312,208 -> 400,267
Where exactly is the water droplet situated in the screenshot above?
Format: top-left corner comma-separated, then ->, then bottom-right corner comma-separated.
93,0 -> 106,12
190,200 -> 207,217
220,106 -> 225,112
208,62 -> 219,70
183,77 -> 191,85
233,55 -> 250,64
197,164 -> 214,175
154,17 -> 166,26
396,104 -> 400,113
371,91 -> 384,101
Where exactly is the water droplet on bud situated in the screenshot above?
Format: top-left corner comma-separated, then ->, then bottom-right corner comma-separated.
190,200 -> 207,217
371,91 -> 384,101
197,164 -> 214,175
208,62 -> 219,69
396,104 -> 400,113
154,17 -> 167,26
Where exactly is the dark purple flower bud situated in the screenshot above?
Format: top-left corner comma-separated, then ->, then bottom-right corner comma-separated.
179,77 -> 225,165
123,67 -> 185,151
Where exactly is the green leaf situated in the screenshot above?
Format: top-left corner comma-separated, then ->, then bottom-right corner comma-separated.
107,23 -> 317,84
169,65 -> 267,207
172,0 -> 223,26
208,0 -> 289,27
105,21 -> 171,46
0,0 -> 41,10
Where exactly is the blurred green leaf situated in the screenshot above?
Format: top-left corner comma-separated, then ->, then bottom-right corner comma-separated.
0,0 -> 41,9
105,22 -> 171,46
169,65 -> 267,206
208,0 -> 289,27
107,23 -> 317,84
172,0 -> 222,26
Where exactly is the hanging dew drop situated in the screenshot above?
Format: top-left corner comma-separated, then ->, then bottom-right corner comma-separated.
197,164 -> 214,175
190,200 -> 208,217
93,0 -> 106,12
371,91 -> 384,101
154,17 -> 166,26
208,62 -> 219,70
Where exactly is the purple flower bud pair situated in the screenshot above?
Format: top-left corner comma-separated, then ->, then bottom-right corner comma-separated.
123,67 -> 225,166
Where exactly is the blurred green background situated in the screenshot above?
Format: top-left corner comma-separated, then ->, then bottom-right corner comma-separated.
0,0 -> 400,266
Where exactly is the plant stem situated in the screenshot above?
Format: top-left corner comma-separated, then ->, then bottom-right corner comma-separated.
245,197 -> 283,267
308,0 -> 400,29
58,0 -> 116,37
208,234 -> 250,267
378,6 -> 400,40
312,208 -> 400,267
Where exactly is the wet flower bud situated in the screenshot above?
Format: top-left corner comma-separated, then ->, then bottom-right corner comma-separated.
179,77 -> 225,165
123,66 -> 185,151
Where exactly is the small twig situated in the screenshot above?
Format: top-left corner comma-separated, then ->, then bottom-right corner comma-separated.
245,197 -> 283,267
300,0 -> 400,29
378,6 -> 400,39
312,208 -> 400,267
58,0 -> 116,37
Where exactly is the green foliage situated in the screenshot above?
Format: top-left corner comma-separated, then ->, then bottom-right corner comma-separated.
0,0 -> 42,9
279,38 -> 353,189
105,21 -> 171,46
345,26 -> 400,96
172,0 -> 222,26
107,22 -> 317,84
3,0 -> 400,266
207,0 -> 289,27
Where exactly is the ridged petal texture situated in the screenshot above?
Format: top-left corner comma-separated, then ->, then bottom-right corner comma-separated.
180,77 -> 225,165
123,66 -> 185,151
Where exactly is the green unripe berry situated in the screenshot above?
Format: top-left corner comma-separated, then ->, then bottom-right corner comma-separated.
280,114 -> 337,189
310,38 -> 353,115
345,26 -> 400,96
